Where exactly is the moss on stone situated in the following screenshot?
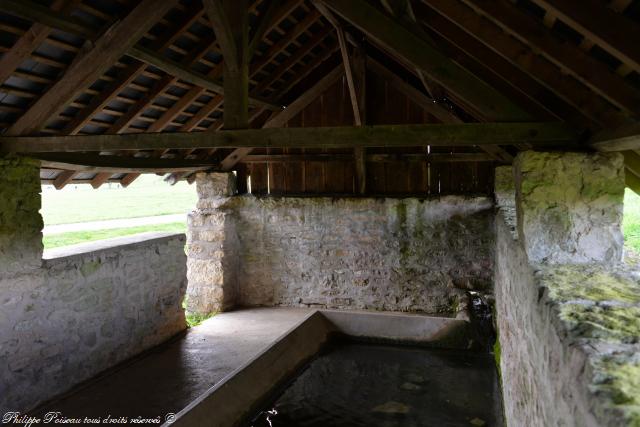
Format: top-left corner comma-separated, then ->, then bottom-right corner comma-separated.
559,304 -> 640,343
592,357 -> 640,426
544,266 -> 640,305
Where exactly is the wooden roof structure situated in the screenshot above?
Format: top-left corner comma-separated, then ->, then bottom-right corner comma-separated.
0,0 -> 639,194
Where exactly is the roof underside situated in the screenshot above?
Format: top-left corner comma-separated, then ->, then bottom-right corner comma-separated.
0,0 -> 639,191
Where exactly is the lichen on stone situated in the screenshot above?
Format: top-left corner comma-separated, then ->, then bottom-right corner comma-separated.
591,355 -> 640,426
558,303 -> 640,343
542,265 -> 640,305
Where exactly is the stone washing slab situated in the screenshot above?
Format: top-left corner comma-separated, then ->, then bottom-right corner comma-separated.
168,309 -> 476,427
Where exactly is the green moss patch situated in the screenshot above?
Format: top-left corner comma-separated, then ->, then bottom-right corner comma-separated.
559,304 -> 640,344
592,357 -> 640,426
544,266 -> 640,305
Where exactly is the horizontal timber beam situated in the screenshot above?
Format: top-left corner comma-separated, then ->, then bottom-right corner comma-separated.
1,123 -> 578,153
30,153 -> 214,173
590,123 -> 640,152
242,153 -> 498,163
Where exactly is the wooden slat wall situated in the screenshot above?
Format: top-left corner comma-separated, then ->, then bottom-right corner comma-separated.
244,73 -> 495,196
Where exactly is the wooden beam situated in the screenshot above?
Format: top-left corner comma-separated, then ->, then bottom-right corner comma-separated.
1,122 -> 578,153
90,172 -> 113,189
127,46 -> 277,111
320,0 -> 532,121
0,0 -> 72,86
590,123 -> 640,152
241,153 -> 496,162
529,0 -> 640,74
120,173 -> 141,188
52,170 -> 77,189
0,0 -> 94,40
459,0 -> 640,116
32,153 -> 213,173
5,0 -> 180,136
218,65 -> 345,170
204,0 -> 250,129
247,0 -> 283,59
418,1 -> 623,129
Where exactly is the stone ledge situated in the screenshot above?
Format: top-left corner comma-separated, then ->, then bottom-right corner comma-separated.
43,232 -> 186,263
534,264 -> 640,426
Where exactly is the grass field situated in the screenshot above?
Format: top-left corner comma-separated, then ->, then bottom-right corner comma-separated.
41,177 -> 640,253
41,175 -> 197,225
43,222 -> 186,249
623,189 -> 640,253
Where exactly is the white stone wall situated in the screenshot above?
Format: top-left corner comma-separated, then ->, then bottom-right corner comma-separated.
0,157 -> 188,413
495,151 -> 635,427
188,189 -> 495,315
0,234 -> 187,413
495,214 -> 600,426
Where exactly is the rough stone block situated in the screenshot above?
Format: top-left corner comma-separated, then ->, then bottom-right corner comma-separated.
195,172 -> 237,199
515,151 -> 624,265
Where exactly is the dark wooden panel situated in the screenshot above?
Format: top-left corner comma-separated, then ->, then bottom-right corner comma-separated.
249,163 -> 268,194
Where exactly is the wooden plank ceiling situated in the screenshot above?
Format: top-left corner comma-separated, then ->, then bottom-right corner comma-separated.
0,0 -> 638,193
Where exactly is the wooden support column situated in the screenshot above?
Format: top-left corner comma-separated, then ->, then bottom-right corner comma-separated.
352,48 -> 367,195
204,0 -> 250,129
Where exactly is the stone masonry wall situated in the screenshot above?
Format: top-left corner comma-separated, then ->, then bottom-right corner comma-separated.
0,156 -> 43,276
514,151 -> 624,265
188,185 -> 495,315
495,151 -> 637,427
0,157 -> 187,413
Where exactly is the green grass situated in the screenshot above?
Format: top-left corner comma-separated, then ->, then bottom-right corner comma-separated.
623,189 -> 640,253
41,175 -> 197,225
43,222 -> 186,249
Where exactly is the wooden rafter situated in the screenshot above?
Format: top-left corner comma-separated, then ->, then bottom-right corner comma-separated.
4,0 -> 180,136
528,0 -> 640,74
0,122 -> 578,153
218,65 -> 345,170
457,0 -> 640,117
320,0 -> 532,122
417,1 -> 624,129
0,0 -> 71,86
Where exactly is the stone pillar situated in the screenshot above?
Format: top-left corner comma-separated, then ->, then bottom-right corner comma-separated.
186,172 -> 238,314
514,151 -> 624,265
0,156 -> 43,277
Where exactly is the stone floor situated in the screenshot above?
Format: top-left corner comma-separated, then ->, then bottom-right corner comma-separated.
32,307 -> 312,421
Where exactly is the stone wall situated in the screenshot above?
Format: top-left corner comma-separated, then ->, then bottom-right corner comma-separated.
0,157 -> 187,413
0,156 -> 43,276
495,151 -> 637,426
188,174 -> 495,316
514,151 -> 624,265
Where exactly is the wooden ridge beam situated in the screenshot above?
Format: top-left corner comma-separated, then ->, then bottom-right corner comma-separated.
1,122 -> 578,153
5,0 -> 180,136
460,0 -> 640,116
320,0 -> 532,122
